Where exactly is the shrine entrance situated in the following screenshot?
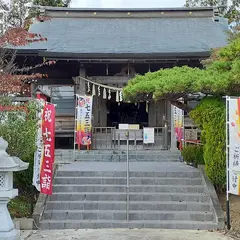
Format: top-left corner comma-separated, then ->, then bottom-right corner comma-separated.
107,100 -> 148,128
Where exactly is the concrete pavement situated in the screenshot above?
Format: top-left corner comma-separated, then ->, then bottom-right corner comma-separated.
20,229 -> 234,240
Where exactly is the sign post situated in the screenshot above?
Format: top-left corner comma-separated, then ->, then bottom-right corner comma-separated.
226,96 -> 240,229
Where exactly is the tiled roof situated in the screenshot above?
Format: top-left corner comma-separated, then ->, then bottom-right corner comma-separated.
19,7 -> 228,57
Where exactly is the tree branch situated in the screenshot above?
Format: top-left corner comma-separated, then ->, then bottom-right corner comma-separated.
170,100 -> 193,113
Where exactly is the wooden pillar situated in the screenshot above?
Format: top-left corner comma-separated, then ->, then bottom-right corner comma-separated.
148,101 -> 155,127
76,67 -> 86,95
148,100 -> 166,127
92,94 -> 107,127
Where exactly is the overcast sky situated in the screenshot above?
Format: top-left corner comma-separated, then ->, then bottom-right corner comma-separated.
70,0 -> 186,8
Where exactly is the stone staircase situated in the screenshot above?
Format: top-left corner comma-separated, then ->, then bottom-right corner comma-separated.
55,150 -> 181,163
39,151 -> 222,230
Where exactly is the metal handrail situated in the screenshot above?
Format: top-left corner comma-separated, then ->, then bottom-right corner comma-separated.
92,126 -> 169,150
182,140 -> 203,145
126,130 -> 130,222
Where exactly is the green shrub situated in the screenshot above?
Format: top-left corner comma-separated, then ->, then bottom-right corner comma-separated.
181,144 -> 204,167
0,97 -> 38,193
8,196 -> 32,218
190,97 -> 226,187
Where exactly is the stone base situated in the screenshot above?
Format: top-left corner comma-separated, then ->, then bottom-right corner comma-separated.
0,229 -> 20,240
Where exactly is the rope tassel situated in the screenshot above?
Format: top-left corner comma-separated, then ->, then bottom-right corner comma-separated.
116,91 -> 119,102
98,86 -> 101,96
87,82 -> 90,93
103,88 -> 107,99
92,84 -> 96,96
119,91 -> 123,102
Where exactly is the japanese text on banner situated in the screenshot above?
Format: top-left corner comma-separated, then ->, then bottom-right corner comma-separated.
40,104 -> 56,195
173,106 -> 184,141
76,95 -> 93,147
228,98 -> 240,195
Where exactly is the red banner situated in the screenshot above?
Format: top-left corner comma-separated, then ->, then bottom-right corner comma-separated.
40,103 -> 55,195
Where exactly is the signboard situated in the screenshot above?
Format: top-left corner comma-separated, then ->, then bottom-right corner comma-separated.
128,124 -> 140,130
76,95 -> 93,147
119,124 -> 139,130
227,97 -> 240,195
119,124 -> 129,130
33,102 -> 56,195
173,105 -> 184,141
143,128 -> 154,144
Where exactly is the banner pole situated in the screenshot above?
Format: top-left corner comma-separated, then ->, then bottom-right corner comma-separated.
226,96 -> 231,230
73,95 -> 77,161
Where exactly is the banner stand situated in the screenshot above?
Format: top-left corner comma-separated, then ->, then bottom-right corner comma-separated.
225,96 -> 240,229
74,94 -> 93,157
73,96 -> 77,161
32,100 -> 56,196
226,96 -> 231,230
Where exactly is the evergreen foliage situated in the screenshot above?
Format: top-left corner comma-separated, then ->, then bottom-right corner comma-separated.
0,98 -> 39,193
123,36 -> 240,104
190,97 -> 226,187
123,20 -> 240,188
181,144 -> 204,167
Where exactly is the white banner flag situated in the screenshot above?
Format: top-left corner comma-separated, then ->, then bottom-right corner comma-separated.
228,97 -> 240,195
32,99 -> 44,191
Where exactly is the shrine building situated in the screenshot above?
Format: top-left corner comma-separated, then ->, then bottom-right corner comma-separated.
16,6 -> 228,150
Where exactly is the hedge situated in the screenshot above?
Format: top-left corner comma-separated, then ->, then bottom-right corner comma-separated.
190,97 -> 226,187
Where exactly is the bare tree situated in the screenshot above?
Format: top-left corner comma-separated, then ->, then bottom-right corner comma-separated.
185,0 -> 240,22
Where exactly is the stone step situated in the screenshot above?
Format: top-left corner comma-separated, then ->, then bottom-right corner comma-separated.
73,158 -> 179,162
55,150 -> 181,156
52,184 -> 205,193
73,154 -> 180,161
46,201 -> 210,212
43,210 -> 214,221
56,171 -> 201,178
49,192 -> 209,202
40,219 -> 218,230
53,177 -> 202,185
56,151 -> 182,163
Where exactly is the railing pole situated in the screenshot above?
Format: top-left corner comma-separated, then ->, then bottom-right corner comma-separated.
94,128 -> 97,150
118,133 -> 120,150
106,128 -> 108,149
134,131 -> 137,150
113,127 -> 116,149
110,128 -> 113,149
126,130 -> 130,222
164,124 -> 168,150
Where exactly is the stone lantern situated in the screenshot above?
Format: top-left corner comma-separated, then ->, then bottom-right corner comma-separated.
0,137 -> 29,240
